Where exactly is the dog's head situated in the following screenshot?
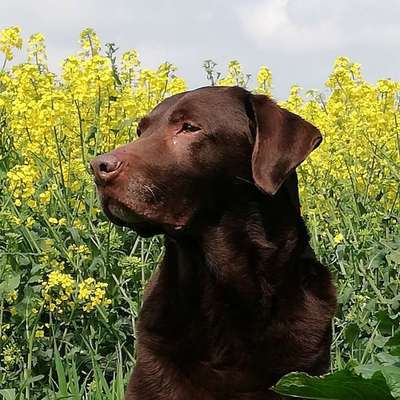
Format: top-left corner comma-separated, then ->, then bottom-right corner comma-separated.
90,86 -> 321,236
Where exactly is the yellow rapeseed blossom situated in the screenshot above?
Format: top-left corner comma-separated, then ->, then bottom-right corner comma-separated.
79,28 -> 101,57
5,290 -> 17,304
28,33 -> 47,65
333,233 -> 344,244
67,244 -> 90,259
255,65 -> 273,96
280,56 -> 399,212
0,26 -> 22,61
41,271 -> 74,312
217,60 -> 249,87
35,327 -> 45,338
25,216 -> 35,228
39,191 -> 51,205
78,277 -> 112,313
1,343 -> 21,370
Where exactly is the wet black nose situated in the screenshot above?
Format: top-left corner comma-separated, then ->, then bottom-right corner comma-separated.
90,153 -> 122,185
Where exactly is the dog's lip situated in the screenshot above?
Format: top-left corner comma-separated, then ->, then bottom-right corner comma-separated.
108,200 -> 143,224
101,197 -> 148,227
98,193 -> 188,235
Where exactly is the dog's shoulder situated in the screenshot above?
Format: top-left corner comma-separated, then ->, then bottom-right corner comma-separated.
298,251 -> 336,303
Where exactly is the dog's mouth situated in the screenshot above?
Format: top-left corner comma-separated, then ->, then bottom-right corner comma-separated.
100,196 -> 160,237
106,200 -> 143,224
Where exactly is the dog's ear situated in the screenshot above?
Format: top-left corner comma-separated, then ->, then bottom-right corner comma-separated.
250,94 -> 322,196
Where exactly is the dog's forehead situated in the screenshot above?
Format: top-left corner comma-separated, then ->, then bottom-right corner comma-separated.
148,86 -> 248,122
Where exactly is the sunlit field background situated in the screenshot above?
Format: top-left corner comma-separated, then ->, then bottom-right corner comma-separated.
0,27 -> 399,399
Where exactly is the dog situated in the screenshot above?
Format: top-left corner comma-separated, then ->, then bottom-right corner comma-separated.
90,86 -> 337,400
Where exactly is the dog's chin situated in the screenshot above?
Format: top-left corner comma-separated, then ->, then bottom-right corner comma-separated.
101,199 -> 161,237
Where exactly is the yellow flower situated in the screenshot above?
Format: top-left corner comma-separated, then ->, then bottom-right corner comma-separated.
256,66 -> 272,96
1,343 -> 21,370
27,199 -> 36,209
5,290 -> 17,304
333,233 -> 344,244
35,329 -> 45,338
12,216 -> 21,225
39,191 -> 51,205
58,217 -> 66,226
28,32 -> 47,65
41,270 -> 75,312
78,277 -> 111,313
25,216 -> 35,228
0,26 -> 23,61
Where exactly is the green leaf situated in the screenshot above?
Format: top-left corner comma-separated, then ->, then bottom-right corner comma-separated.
273,369 -> 395,400
386,250 -> 400,265
376,310 -> 399,336
54,344 -> 67,396
16,254 -> 30,266
344,323 -> 360,345
356,363 -> 400,398
0,273 -> 20,295
338,286 -> 353,305
0,389 -> 16,400
376,353 -> 400,366
387,331 -> 400,348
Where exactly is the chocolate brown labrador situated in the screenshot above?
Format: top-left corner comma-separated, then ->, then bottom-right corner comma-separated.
90,86 -> 337,400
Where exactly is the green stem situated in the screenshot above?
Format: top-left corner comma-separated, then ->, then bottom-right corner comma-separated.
74,100 -> 87,166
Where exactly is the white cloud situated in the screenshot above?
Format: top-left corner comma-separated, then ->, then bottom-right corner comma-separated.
236,0 -> 400,52
250,0 -> 290,37
237,0 -> 340,51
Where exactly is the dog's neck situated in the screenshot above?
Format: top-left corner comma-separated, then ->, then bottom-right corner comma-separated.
141,178 -> 313,334
137,179 -> 317,394
170,179 -> 309,299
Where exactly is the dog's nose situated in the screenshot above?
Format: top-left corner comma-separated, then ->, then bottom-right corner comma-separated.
90,153 -> 122,185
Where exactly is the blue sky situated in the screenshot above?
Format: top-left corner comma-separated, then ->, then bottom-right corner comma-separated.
1,0 -> 400,99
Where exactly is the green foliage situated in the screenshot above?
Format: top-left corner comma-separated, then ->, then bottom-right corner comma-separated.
274,333 -> 400,399
274,368 -> 395,400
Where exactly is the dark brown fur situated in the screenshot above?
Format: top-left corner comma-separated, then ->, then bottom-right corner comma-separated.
90,86 -> 337,400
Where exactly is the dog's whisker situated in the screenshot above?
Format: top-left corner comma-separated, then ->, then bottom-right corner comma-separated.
235,176 -> 255,186
144,184 -> 160,202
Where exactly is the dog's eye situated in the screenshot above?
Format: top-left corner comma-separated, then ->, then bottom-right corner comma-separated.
136,127 -> 142,137
182,122 -> 200,133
